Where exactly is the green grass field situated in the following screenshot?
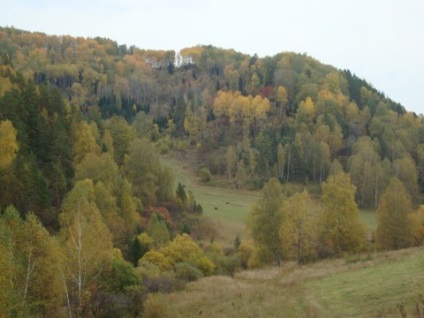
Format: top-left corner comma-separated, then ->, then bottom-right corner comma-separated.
164,246 -> 424,317
163,156 -> 259,244
307,248 -> 424,317
163,155 -> 378,244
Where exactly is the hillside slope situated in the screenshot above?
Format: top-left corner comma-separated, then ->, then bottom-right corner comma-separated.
2,26 -> 423,210
165,246 -> 424,317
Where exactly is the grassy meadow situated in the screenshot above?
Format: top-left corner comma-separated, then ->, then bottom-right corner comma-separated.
163,156 -> 260,245
164,247 -> 424,317
163,155 -> 378,243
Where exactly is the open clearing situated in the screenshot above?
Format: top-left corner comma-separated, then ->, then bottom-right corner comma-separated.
163,155 -> 377,243
165,246 -> 424,317
163,156 -> 260,244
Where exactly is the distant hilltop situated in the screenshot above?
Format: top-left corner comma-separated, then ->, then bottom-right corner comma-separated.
146,51 -> 195,69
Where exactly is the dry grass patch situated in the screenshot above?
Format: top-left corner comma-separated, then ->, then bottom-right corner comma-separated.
166,247 -> 424,318
166,274 -> 308,318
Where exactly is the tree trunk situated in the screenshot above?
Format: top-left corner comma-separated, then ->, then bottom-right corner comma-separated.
61,270 -> 73,318
23,239 -> 35,301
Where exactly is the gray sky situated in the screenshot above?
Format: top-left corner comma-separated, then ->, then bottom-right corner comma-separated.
2,0 -> 423,115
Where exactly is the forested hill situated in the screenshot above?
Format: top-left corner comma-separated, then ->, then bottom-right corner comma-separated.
2,26 -> 424,317
1,25 -> 424,211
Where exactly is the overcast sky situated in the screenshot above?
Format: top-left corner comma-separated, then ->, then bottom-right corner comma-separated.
2,0 -> 423,115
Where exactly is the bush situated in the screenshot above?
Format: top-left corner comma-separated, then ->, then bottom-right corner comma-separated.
174,262 -> 204,281
247,245 -> 273,268
91,285 -> 146,318
144,276 -> 185,294
136,262 -> 162,279
143,293 -> 169,318
99,258 -> 139,293
199,167 -> 211,182
156,137 -> 171,154
189,254 -> 216,276
139,250 -> 172,271
209,254 -> 240,277
237,240 -> 254,269
172,139 -> 188,152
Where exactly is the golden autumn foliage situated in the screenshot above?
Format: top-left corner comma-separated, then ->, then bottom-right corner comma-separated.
2,26 -> 424,317
280,190 -> 321,264
212,90 -> 270,125
139,250 -> 172,271
59,179 -> 114,315
0,120 -> 18,170
0,207 -> 63,317
409,205 -> 424,245
0,66 -> 14,97
376,177 -> 413,250
320,173 -> 366,254
71,120 -> 101,165
180,46 -> 204,63
247,178 -> 284,265
139,233 -> 215,276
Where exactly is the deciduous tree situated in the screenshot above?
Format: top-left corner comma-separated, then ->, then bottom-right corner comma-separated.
72,120 -> 101,165
280,191 -> 320,264
247,178 -> 284,265
376,177 -> 413,250
348,136 -> 386,208
409,205 -> 424,246
226,145 -> 237,181
59,179 -> 113,316
0,206 -> 63,317
0,119 -> 18,170
320,173 -> 366,255
147,213 -> 171,249
125,138 -> 172,206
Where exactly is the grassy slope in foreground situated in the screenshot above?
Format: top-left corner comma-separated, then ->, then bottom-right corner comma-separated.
166,246 -> 424,317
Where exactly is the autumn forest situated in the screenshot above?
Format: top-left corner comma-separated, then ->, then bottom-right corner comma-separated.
1,26 -> 424,317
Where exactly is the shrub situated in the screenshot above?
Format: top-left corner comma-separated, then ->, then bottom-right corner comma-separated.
174,262 -> 204,281
91,285 -> 146,317
209,254 -> 240,277
237,240 -> 254,269
199,167 -> 211,182
99,258 -> 139,293
157,138 -> 170,154
143,293 -> 169,318
136,262 -> 162,279
144,276 -> 185,294
139,250 -> 172,271
189,254 -> 216,276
